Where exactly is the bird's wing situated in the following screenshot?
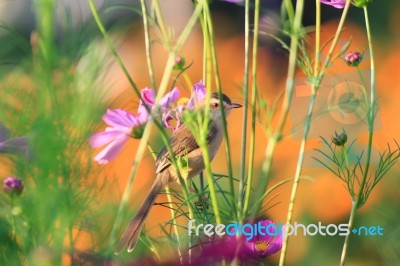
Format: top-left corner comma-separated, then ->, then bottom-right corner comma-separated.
155,124 -> 199,173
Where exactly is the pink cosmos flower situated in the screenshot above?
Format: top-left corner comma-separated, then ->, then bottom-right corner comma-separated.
345,51 -> 363,67
3,176 -> 24,196
162,80 -> 206,131
89,88 -> 180,164
189,220 -> 282,265
320,0 -> 346,9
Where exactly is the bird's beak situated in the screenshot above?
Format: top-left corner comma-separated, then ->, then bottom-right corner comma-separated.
229,103 -> 242,109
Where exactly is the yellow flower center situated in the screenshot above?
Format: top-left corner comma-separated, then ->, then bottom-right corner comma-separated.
255,240 -> 269,254
177,97 -> 189,106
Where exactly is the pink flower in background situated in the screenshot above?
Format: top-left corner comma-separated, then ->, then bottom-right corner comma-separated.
190,219 -> 282,265
345,51 -> 363,67
138,87 -> 180,123
222,0 -> 244,3
3,176 -> 24,196
187,81 -> 207,109
89,109 -> 139,164
320,0 -> 347,9
226,220 -> 283,259
163,80 -> 206,131
89,88 -> 180,164
0,123 -> 29,157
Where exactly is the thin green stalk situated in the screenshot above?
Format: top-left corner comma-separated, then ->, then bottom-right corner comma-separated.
340,6 -> 375,265
33,0 -> 57,114
199,12 -> 212,89
279,1 -> 352,265
279,92 -> 315,266
243,0 -> 260,216
238,0 -> 251,220
10,198 -> 16,241
252,0 -> 305,218
140,0 -> 156,90
314,0 -> 321,76
202,0 -> 237,219
165,186 -> 182,259
33,0 -> 55,68
153,0 -> 170,47
198,7 -> 211,198
283,0 -> 295,26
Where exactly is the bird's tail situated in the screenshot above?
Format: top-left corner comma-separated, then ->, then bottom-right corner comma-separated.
114,173 -> 165,254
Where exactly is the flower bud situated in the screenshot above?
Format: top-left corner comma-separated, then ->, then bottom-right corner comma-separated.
173,55 -> 185,71
345,51 -> 363,67
353,0 -> 372,8
132,125 -> 145,139
332,131 -> 348,146
3,177 -> 24,196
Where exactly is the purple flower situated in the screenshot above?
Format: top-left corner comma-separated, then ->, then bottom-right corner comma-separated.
222,0 -> 244,3
320,0 -> 347,9
345,51 -> 363,67
229,220 -> 283,259
191,220 -> 282,264
0,123 -> 29,156
89,109 -> 139,164
89,88 -> 180,164
163,80 -> 206,131
321,0 -> 372,8
3,177 -> 24,196
138,87 -> 180,123
187,81 -> 206,109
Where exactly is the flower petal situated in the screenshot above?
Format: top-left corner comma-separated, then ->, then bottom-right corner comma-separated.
188,80 -> 206,109
141,88 -> 155,107
162,111 -> 174,129
93,135 -> 129,164
0,137 -> 28,155
89,128 -> 128,148
102,109 -> 138,128
0,123 -> 10,142
159,87 -> 180,109
320,0 -> 346,8
264,235 -> 283,256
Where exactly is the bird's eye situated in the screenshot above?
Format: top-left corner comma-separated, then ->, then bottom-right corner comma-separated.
212,102 -> 219,108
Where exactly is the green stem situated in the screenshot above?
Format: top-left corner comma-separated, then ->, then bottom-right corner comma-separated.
314,0 -> 321,76
202,0 -> 237,218
252,0 -> 305,218
165,186 -> 182,259
279,1 -> 352,265
238,0 -> 250,220
243,0 -> 260,216
140,0 -> 156,90
283,0 -> 295,26
33,0 -> 56,115
10,197 -> 16,241
199,13 -> 212,89
340,6 -> 375,266
33,0 -> 55,68
153,0 -> 170,47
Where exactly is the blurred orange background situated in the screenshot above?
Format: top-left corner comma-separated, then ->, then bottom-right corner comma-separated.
76,2 -> 400,264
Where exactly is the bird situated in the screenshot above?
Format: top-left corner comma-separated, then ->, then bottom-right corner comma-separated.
115,92 -> 242,253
